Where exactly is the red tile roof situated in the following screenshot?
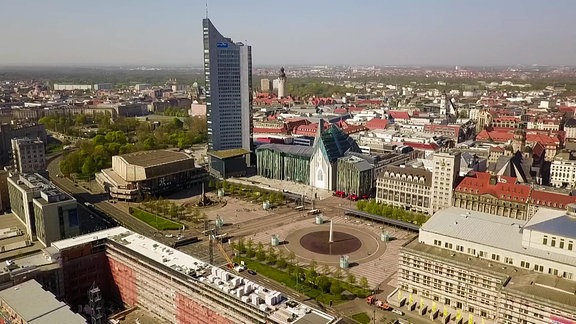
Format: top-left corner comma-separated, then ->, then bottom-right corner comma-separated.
423,124 -> 460,138
388,110 -> 410,120
402,142 -> 439,151
342,124 -> 368,134
529,190 -> 576,209
455,172 -> 531,203
293,122 -> 331,137
253,127 -> 286,134
365,118 -> 389,130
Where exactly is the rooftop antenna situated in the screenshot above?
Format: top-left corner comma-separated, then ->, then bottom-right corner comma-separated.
205,0 -> 209,18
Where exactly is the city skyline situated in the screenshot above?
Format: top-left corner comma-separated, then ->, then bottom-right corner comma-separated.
1,0 -> 575,67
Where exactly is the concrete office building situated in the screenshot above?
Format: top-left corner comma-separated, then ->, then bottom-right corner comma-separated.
430,151 -> 461,214
49,227 -> 336,324
391,206 -> 576,324
260,78 -> 272,92
0,279 -> 85,324
11,137 -> 45,173
376,165 -> 433,214
203,18 -> 253,164
96,150 -> 206,201
8,173 -> 79,246
550,152 -> 576,188
0,123 -> 47,165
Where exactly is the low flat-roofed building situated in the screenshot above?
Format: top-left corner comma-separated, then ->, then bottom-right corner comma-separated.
0,279 -> 86,324
208,148 -> 252,179
392,205 -> 576,324
96,149 -> 206,201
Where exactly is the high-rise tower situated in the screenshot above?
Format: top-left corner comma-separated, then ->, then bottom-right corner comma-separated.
430,150 -> 461,214
277,67 -> 287,98
203,18 -> 253,162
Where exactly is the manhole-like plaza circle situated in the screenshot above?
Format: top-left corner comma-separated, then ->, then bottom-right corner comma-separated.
299,231 -> 362,255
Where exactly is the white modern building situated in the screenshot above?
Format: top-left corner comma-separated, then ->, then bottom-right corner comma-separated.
550,152 -> 576,188
11,137 -> 45,173
203,18 -> 253,164
7,173 -> 79,246
391,206 -> 576,324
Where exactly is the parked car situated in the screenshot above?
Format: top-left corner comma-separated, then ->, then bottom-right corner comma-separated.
391,309 -> 404,316
247,269 -> 256,275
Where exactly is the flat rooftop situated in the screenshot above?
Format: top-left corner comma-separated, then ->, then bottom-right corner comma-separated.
423,207 -> 576,267
120,150 -> 193,168
52,227 -> 335,324
0,280 -> 86,323
208,148 -> 250,159
0,213 -> 42,261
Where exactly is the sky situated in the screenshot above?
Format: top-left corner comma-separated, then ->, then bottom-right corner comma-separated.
1,0 -> 575,67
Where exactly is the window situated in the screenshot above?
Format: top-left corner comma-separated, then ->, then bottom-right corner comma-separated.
534,264 -> 544,272
520,261 -> 530,269
491,254 -> 500,261
445,242 -> 453,249
551,237 -> 556,247
504,257 -> 513,265
434,240 -> 442,246
542,235 -> 548,245
560,239 -> 565,249
569,241 -> 574,251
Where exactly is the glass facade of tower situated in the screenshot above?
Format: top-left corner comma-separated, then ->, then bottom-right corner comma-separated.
203,19 -> 253,158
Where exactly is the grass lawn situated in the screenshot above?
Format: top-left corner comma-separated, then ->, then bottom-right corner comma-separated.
129,207 -> 183,230
351,312 -> 371,324
238,257 -> 369,305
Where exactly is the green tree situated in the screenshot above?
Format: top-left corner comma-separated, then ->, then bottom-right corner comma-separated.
359,276 -> 369,289
330,280 -> 343,294
266,246 -> 277,264
288,251 -> 296,265
92,134 -> 106,146
246,239 -> 255,258
81,156 -> 96,177
256,242 -> 266,261
172,118 -> 184,129
315,275 -> 332,293
143,137 -> 156,150
346,272 -> 356,285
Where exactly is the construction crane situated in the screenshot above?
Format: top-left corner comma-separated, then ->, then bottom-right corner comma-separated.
206,218 -> 239,273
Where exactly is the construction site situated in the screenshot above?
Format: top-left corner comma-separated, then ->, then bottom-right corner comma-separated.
50,227 -> 337,324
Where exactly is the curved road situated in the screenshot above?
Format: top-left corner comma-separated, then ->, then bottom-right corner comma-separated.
47,156 -> 157,236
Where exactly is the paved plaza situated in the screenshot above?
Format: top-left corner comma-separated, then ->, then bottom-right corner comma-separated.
248,212 -> 417,289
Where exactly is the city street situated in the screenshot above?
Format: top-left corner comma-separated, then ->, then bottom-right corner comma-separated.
47,155 -> 157,236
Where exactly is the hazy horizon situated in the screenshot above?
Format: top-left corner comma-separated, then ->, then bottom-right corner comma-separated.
1,0 -> 575,67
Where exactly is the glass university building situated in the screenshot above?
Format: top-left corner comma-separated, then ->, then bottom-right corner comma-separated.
203,18 -> 253,161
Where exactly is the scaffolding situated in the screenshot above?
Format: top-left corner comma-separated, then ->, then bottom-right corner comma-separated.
88,282 -> 105,324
